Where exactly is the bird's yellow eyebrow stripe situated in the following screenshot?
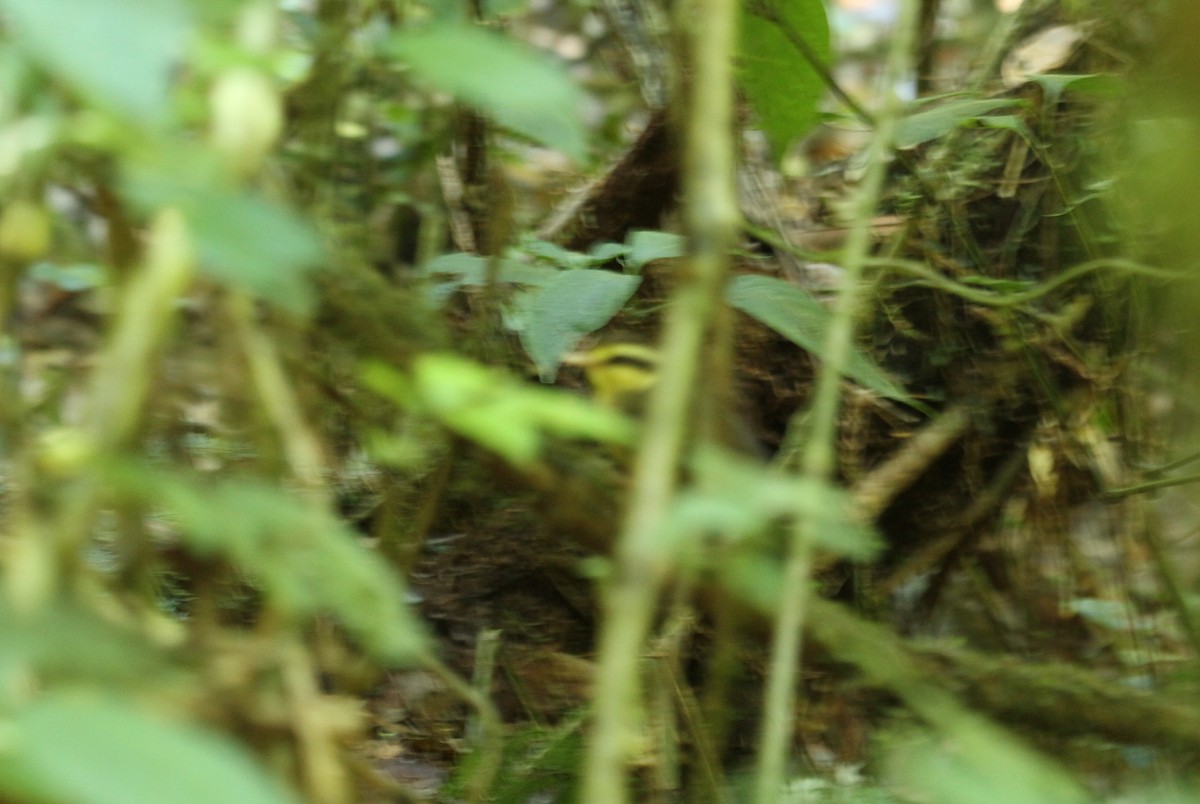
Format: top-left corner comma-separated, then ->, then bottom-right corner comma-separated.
564,343 -> 660,369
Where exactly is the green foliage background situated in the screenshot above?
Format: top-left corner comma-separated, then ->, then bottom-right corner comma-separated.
0,0 -> 1191,802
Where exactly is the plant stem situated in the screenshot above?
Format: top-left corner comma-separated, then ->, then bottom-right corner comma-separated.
40,210 -> 195,599
580,0 -> 739,799
752,1 -> 921,800
229,292 -> 329,505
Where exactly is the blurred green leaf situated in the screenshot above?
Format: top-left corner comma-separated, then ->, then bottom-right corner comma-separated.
390,24 -> 587,161
738,0 -> 829,160
588,241 -> 629,263
668,446 -> 880,560
726,275 -> 915,406
0,604 -> 179,688
1021,73 -> 1127,119
896,97 -> 1022,149
422,252 -> 558,305
625,230 -> 684,270
977,114 -> 1035,142
521,269 -> 642,380
1066,598 -> 1155,633
366,354 -> 636,467
0,695 -> 299,804
524,238 -> 609,269
28,261 -> 106,292
129,473 -> 428,664
0,0 -> 188,122
125,163 -> 323,315
886,722 -> 1089,804
718,551 -> 786,613
1029,73 -> 1124,103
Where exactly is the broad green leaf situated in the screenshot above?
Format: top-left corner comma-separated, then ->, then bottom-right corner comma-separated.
367,355 -> 636,467
390,24 -> 587,161
886,722 -> 1090,804
422,253 -> 559,305
977,115 -> 1035,143
0,604 -> 178,688
28,261 -> 106,292
588,241 -> 629,263
667,446 -> 880,560
738,0 -> 830,159
523,238 -> 608,269
132,473 -> 428,664
718,551 -> 788,612
726,274 -> 915,406
427,254 -> 553,285
521,269 -> 642,380
1027,73 -> 1124,106
0,695 -> 299,804
1066,598 -> 1155,633
0,0 -> 188,122
896,98 -> 1021,149
625,229 -> 685,270
125,162 -> 323,315
176,193 -> 320,313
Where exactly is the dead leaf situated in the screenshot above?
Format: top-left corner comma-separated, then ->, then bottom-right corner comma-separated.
1002,24 -> 1090,89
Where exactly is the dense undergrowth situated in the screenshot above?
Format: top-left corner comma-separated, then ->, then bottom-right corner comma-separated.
0,0 -> 1198,802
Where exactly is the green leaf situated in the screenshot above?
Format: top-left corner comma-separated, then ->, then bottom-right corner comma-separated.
738,0 -> 830,159
0,604 -> 178,688
625,230 -> 685,270
421,253 -> 560,305
726,274 -> 915,406
132,473 -> 428,664
523,238 -> 607,269
28,261 -> 106,292
0,0 -> 188,122
0,695 -> 300,804
390,24 -> 587,161
431,252 -> 556,281
718,551 -> 786,613
886,722 -> 1090,804
1066,598 -> 1155,633
896,97 -> 1022,149
668,446 -> 881,560
1027,73 -> 1124,107
367,355 -> 637,467
520,269 -> 642,380
588,241 -> 629,263
180,193 -> 322,313
976,115 -> 1035,143
125,161 -> 323,315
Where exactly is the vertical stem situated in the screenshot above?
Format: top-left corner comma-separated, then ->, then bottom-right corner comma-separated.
229,292 -> 329,506
580,0 -> 739,799
44,210 -> 194,596
753,1 -> 921,800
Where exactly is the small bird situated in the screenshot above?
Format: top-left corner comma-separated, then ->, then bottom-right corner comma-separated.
562,339 -> 766,457
561,341 -> 661,414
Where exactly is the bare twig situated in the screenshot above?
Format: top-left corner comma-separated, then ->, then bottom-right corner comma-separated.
851,401 -> 978,521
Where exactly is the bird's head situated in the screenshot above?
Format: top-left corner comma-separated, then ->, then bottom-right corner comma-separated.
562,341 -> 660,413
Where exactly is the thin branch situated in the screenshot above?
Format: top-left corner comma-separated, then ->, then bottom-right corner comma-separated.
850,401 -> 977,522
1104,471 -> 1200,499
753,0 -> 922,798
424,654 -> 504,803
581,0 -> 740,798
